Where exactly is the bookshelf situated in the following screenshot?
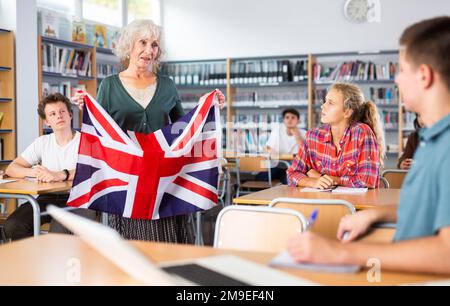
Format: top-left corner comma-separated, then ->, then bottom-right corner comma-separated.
37,36 -> 121,136
38,35 -> 99,135
228,55 -> 311,154
161,59 -> 228,150
0,29 -> 17,171
309,50 -> 403,167
163,50 -> 409,168
0,29 -> 17,215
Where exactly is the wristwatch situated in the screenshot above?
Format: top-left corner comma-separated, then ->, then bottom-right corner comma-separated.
63,169 -> 70,181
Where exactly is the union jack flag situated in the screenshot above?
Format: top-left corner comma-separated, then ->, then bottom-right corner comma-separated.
67,90 -> 222,220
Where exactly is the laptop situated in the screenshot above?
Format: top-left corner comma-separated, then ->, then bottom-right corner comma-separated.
47,205 -> 317,286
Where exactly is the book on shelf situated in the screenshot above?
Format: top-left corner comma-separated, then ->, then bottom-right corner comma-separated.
40,10 -> 59,39
230,59 -> 308,85
97,63 -> 118,79
72,21 -> 87,44
380,110 -> 399,129
370,87 -> 396,105
107,27 -> 120,50
42,43 -> 92,77
58,14 -> 72,42
39,10 -> 73,41
0,112 -> 4,128
313,61 -> 398,82
94,25 -> 108,48
42,82 -> 86,99
232,90 -> 308,108
85,23 -> 95,46
162,62 -> 227,86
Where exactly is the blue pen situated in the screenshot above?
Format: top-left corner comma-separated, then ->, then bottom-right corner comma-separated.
307,209 -> 319,230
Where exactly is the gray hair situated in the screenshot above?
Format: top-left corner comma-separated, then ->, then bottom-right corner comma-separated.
114,19 -> 163,71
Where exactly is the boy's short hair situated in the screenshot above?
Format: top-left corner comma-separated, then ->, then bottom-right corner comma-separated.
400,16 -> 450,91
282,108 -> 300,119
38,93 -> 73,120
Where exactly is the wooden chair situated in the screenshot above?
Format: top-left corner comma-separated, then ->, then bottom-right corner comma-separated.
269,198 -> 356,240
379,177 -> 390,189
382,170 -> 408,189
235,155 -> 282,196
214,205 -> 307,253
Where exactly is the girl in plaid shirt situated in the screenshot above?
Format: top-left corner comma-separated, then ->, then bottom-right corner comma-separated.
287,83 -> 385,189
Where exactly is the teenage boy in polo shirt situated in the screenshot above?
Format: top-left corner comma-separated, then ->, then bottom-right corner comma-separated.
287,17 -> 450,274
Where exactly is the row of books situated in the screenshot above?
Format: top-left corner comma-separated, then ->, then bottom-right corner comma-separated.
232,91 -> 308,108
42,43 -> 93,77
381,111 -> 399,129
38,10 -> 119,49
97,64 -> 119,79
314,87 -> 397,106
230,60 -> 308,85
42,82 -> 86,99
232,114 -> 308,128
313,61 -> 398,82
370,87 -> 397,104
228,129 -> 270,154
162,63 -> 227,86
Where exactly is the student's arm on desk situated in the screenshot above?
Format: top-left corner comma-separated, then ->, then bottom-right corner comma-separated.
337,206 -> 398,242
288,205 -> 450,275
343,227 -> 450,275
5,157 -> 75,182
288,228 -> 450,275
5,157 -> 38,178
34,166 -> 75,183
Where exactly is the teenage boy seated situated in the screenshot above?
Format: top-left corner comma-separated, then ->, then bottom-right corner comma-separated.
287,17 -> 450,275
256,109 -> 306,185
4,93 -> 95,241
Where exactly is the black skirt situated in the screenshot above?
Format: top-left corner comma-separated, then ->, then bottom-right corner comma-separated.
108,214 -> 193,244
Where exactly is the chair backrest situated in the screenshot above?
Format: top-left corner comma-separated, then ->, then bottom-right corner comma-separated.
269,198 -> 356,240
236,155 -> 271,172
379,177 -> 390,189
382,170 -> 408,189
214,206 -> 307,253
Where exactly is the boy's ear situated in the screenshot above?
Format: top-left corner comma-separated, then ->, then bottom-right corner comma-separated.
418,64 -> 434,90
44,119 -> 50,127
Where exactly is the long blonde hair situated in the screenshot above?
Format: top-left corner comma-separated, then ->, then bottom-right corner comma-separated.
330,83 -> 385,165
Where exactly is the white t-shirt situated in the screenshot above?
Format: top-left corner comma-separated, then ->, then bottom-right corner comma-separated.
21,132 -> 81,171
266,124 -> 306,155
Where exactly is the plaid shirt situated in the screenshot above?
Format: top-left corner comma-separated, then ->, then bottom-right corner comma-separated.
287,123 -> 380,188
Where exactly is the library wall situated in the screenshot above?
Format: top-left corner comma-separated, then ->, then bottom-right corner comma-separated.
162,0 -> 450,60
0,0 -> 40,153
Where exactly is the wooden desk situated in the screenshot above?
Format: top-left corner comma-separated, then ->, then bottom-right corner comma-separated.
0,179 -> 72,195
0,234 -> 447,286
233,185 -> 401,210
0,179 -> 72,236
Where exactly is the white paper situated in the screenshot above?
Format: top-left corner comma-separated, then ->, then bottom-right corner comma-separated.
270,251 -> 361,274
0,179 -> 17,185
332,187 -> 368,194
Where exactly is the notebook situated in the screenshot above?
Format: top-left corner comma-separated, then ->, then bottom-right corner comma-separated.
270,250 -> 361,274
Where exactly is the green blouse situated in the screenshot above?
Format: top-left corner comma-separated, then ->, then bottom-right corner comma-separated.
96,74 -> 185,133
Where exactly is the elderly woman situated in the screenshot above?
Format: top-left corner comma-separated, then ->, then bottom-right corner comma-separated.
72,20 -> 225,243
